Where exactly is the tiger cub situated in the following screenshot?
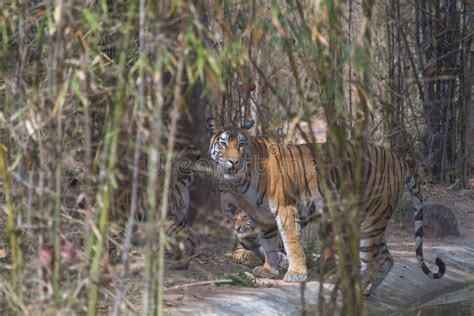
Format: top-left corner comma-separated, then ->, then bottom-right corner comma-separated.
226,202 -> 288,271
229,203 -> 265,266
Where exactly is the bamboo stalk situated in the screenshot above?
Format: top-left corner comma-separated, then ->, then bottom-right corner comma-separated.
51,68 -> 72,304
0,127 -> 22,301
0,3 -> 21,304
87,1 -> 138,314
142,72 -> 158,314
154,53 -> 185,316
141,8 -> 165,314
112,0 -> 147,314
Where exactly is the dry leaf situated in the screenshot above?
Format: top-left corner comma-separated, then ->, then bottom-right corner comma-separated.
39,245 -> 54,272
60,240 -> 78,263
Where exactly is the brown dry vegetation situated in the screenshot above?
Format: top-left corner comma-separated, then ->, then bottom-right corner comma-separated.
0,0 -> 473,315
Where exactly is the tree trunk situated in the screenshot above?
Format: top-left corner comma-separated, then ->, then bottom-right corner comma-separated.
179,83 -> 221,223
463,0 -> 474,186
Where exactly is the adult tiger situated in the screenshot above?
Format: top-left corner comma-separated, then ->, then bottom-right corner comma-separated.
110,145 -> 201,269
207,118 -> 445,295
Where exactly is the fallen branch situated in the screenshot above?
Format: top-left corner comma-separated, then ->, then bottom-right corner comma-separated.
165,279 -> 233,290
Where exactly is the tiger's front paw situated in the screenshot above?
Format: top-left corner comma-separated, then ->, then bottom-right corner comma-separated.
252,265 -> 279,279
283,267 -> 307,282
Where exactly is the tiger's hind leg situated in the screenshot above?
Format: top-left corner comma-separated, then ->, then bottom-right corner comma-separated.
364,242 -> 394,296
360,232 -> 394,296
232,238 -> 263,267
233,248 -> 263,267
359,232 -> 382,295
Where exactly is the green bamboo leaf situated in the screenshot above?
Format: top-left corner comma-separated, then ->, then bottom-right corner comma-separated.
9,106 -> 29,122
81,8 -> 100,33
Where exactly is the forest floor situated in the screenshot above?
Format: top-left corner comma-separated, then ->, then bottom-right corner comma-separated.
1,184 -> 473,314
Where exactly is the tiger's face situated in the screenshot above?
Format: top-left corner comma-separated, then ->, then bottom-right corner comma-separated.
209,129 -> 251,180
233,210 -> 253,234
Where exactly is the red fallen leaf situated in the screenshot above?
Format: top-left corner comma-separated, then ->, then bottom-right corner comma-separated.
40,240 -> 81,272
39,245 -> 54,271
60,240 -> 77,263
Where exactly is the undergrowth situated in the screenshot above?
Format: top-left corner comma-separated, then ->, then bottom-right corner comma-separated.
304,229 -> 319,269
393,193 -> 411,218
213,270 -> 258,288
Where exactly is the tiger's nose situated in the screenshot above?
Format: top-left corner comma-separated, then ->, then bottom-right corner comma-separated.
228,158 -> 239,166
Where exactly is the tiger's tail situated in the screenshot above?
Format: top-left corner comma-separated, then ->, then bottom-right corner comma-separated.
405,167 -> 446,279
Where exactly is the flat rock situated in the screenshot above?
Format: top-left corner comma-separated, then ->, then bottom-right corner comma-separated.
167,237 -> 474,315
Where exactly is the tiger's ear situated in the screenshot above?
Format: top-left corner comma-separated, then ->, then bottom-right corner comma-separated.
228,203 -> 238,216
241,119 -> 254,130
206,115 -> 217,138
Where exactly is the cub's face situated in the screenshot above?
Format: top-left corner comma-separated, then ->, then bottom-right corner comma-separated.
209,129 -> 250,180
233,211 -> 253,234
